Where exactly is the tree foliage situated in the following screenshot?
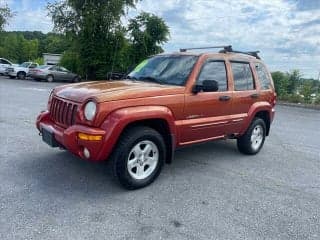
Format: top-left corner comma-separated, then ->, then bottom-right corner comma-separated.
47,0 -> 170,79
128,12 -> 170,64
272,70 -> 320,104
0,4 -> 13,31
0,31 -> 68,63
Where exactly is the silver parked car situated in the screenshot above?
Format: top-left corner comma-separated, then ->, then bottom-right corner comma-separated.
29,65 -> 81,82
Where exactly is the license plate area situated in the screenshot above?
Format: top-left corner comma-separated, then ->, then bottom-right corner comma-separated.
42,127 -> 59,147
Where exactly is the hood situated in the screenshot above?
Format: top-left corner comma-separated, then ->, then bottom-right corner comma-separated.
53,80 -> 184,103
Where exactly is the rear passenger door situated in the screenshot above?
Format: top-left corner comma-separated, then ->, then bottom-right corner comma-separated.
230,61 -> 258,131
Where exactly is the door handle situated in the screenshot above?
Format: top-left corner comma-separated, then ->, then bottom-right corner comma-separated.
250,93 -> 259,99
219,95 -> 231,101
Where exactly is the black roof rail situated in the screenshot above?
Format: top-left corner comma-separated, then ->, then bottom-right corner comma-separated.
180,45 -> 261,59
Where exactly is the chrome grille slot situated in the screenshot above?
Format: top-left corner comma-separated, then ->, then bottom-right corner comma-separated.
49,97 -> 78,127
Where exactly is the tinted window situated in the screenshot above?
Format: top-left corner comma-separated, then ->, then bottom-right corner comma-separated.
0,59 -> 9,64
128,55 -> 198,86
197,61 -> 227,91
255,63 -> 271,90
49,66 -> 58,71
231,62 -> 254,91
30,63 -> 37,68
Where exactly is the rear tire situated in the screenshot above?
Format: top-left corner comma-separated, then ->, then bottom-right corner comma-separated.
110,126 -> 166,190
17,72 -> 26,80
72,76 -> 80,83
46,75 -> 54,82
237,117 -> 266,155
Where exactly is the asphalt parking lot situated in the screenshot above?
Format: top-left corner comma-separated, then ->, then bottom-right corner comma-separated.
0,76 -> 320,240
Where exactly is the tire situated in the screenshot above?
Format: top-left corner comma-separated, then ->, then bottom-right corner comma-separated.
110,126 -> 166,190
9,76 -> 15,79
17,71 -> 26,80
237,117 -> 266,155
46,75 -> 54,82
72,76 -> 80,83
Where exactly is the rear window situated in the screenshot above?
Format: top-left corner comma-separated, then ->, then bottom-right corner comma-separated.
255,63 -> 271,90
231,62 -> 254,91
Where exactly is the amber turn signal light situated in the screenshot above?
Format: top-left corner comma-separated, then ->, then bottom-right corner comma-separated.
78,133 -> 102,141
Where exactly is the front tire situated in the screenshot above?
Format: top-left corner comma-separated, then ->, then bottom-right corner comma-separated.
72,76 -> 80,83
17,72 -> 26,80
110,126 -> 166,190
237,117 -> 266,155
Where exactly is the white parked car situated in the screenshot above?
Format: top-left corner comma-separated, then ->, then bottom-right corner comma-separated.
0,58 -> 13,75
6,62 -> 39,79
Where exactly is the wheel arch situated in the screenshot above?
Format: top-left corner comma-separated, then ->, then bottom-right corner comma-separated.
241,102 -> 273,136
99,106 -> 177,163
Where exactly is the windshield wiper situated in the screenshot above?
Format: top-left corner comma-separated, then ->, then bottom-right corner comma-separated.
138,76 -> 165,85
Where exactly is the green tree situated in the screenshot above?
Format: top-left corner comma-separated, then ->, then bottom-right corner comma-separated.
48,0 -> 139,79
287,69 -> 301,94
128,12 -> 170,64
0,4 -> 13,31
272,71 -> 289,96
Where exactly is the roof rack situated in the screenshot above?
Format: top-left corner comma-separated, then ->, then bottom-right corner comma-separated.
180,45 -> 261,59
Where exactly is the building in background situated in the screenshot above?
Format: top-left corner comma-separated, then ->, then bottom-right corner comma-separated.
43,53 -> 62,65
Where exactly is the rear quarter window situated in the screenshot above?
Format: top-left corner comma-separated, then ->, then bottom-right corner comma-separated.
255,63 -> 272,90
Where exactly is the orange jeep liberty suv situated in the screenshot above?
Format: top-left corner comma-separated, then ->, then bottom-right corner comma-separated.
36,45 -> 276,189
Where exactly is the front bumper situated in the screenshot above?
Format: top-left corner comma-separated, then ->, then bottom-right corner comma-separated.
36,111 -> 110,161
8,71 -> 17,77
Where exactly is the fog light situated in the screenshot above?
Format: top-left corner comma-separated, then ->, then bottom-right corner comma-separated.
83,148 -> 90,159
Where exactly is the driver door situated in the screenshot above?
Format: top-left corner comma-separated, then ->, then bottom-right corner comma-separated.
180,60 -> 233,144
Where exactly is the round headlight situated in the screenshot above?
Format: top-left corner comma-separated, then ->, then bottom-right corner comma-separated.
84,101 -> 97,121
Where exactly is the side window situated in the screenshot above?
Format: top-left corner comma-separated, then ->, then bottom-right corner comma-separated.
197,61 -> 227,91
231,62 -> 254,91
29,63 -> 37,68
255,63 -> 271,90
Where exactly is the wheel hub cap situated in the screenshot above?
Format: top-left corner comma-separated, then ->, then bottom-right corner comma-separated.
127,140 -> 159,180
250,125 -> 263,151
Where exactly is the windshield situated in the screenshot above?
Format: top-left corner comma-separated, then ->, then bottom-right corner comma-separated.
20,62 -> 31,67
128,55 -> 198,86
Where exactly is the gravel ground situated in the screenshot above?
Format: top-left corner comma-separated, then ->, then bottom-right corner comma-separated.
0,76 -> 320,240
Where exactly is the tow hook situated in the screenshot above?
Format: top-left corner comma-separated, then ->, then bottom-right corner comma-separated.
38,131 -> 42,136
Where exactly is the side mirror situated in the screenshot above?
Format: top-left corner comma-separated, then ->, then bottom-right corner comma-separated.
192,80 -> 219,93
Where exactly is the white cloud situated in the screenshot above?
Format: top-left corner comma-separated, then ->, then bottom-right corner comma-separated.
3,0 -> 320,77
129,0 -> 320,78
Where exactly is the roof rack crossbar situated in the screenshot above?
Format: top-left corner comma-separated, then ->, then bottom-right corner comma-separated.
180,45 -> 232,52
180,45 -> 261,59
219,46 -> 261,59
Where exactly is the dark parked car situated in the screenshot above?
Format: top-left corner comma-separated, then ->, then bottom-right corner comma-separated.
29,65 -> 81,82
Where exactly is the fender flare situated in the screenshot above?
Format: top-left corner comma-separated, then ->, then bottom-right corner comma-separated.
240,101 -> 273,135
96,105 -> 177,162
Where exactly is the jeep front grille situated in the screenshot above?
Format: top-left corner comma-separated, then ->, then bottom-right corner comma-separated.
50,97 -> 78,127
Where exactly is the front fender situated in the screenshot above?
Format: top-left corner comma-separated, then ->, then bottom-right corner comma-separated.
96,106 -> 177,161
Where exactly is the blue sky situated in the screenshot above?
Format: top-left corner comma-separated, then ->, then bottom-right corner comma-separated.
2,0 -> 320,78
